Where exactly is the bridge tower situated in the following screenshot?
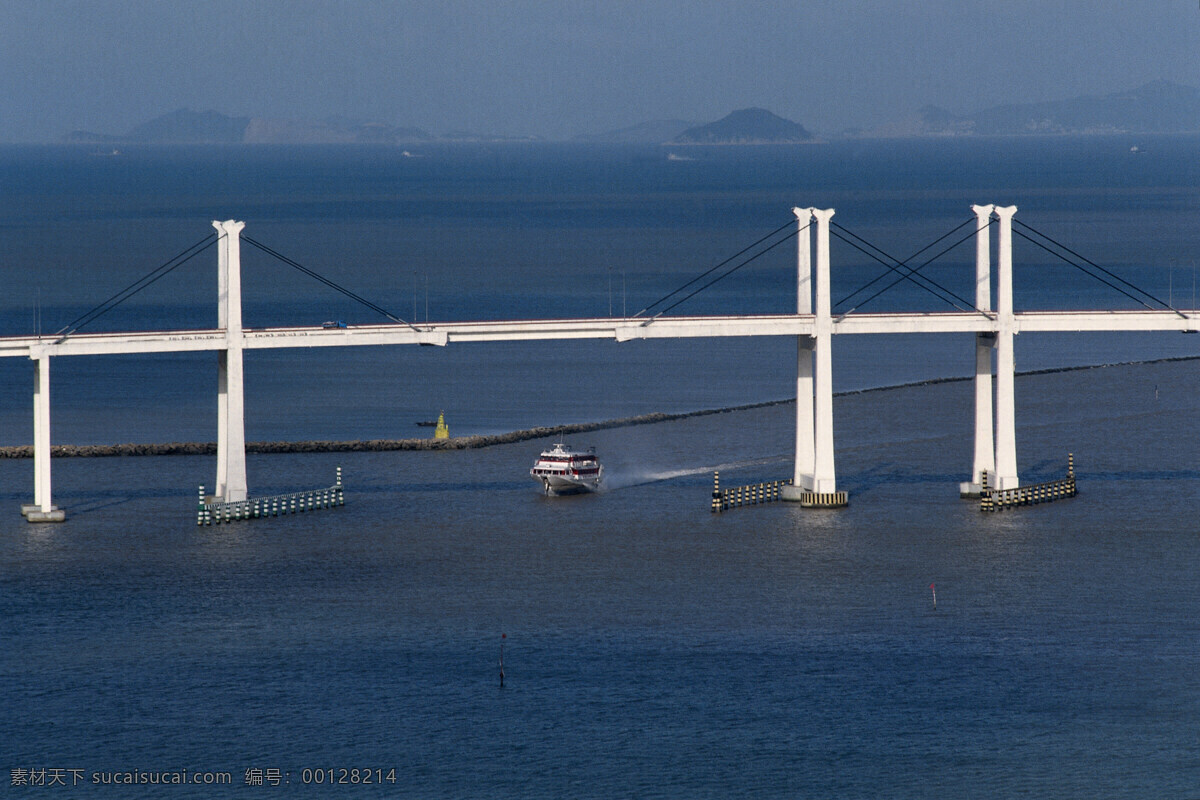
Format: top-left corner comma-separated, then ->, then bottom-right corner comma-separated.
961,204 -> 996,496
782,208 -> 844,504
786,206 -> 814,491
992,205 -> 1020,490
213,219 -> 248,503
21,351 -> 64,521
959,203 -> 1020,494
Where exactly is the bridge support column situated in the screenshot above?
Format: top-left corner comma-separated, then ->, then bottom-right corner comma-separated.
961,204 -> 996,497
23,353 -> 64,522
993,205 -> 1020,490
783,208 -> 843,504
788,207 -> 815,491
811,209 -> 838,494
214,219 -> 248,503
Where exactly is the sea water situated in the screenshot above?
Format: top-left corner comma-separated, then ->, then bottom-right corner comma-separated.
1,137 -> 1200,796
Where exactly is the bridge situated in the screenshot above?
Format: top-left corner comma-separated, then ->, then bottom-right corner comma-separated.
4,207 -> 1196,521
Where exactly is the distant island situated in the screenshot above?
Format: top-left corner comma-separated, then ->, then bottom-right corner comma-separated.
65,109 -> 536,146
669,108 -> 813,145
61,81 -> 1200,145
578,109 -> 812,145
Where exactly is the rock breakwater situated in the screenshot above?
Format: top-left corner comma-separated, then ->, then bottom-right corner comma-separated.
4,356 -> 1188,460
0,402 -> 789,459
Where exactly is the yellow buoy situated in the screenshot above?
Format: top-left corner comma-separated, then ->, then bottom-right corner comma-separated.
434,412 -> 449,439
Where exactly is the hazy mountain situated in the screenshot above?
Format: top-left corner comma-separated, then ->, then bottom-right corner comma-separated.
574,119 -> 700,144
131,109 -> 251,143
66,109 -> 434,144
242,117 -> 431,144
972,80 -> 1200,134
868,81 -> 1200,137
670,108 -> 813,144
438,130 -> 542,142
64,81 -> 1200,145
66,109 -> 249,144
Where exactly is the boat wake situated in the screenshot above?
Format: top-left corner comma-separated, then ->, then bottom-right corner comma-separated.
603,454 -> 789,490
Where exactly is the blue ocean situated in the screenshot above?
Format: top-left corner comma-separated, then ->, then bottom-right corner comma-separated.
2,136 -> 1200,797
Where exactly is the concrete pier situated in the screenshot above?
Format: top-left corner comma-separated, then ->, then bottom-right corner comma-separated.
21,219 -> 250,521
782,208 -> 844,505
787,207 -> 814,493
957,204 -> 1022,495
992,205 -> 1020,490
23,352 -> 64,522
214,220 -> 248,503
960,204 -> 996,497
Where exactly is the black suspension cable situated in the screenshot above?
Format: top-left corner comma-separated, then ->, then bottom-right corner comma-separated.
1013,219 -> 1186,318
54,233 -> 217,341
633,218 -> 799,318
836,222 -> 990,316
830,230 -> 972,314
243,235 -> 423,331
1010,229 -> 1181,316
832,224 -> 951,306
832,218 -> 980,312
646,226 -> 800,320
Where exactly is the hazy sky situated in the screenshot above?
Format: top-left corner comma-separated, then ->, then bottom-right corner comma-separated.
2,0 -> 1198,141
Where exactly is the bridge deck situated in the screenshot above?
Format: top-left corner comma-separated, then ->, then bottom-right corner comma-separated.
3,309 -> 1197,358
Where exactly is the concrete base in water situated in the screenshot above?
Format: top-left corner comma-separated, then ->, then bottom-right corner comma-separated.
959,481 -> 983,498
780,485 -> 849,508
21,504 -> 65,522
780,485 -> 808,503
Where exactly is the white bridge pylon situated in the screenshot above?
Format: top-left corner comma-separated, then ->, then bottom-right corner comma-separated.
8,208 -> 1199,521
780,204 -> 1019,502
214,220 -> 248,503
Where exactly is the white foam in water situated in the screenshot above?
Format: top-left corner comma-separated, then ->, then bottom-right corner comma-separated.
603,454 -> 790,490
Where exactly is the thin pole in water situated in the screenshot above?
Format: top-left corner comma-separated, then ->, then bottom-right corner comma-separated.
499,633 -> 506,688
930,582 -> 937,610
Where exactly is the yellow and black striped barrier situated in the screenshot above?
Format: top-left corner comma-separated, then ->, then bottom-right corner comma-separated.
711,471 -> 794,513
798,491 -> 849,508
980,454 -> 1077,512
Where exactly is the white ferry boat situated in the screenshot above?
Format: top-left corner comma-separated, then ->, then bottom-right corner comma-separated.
530,442 -> 603,495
